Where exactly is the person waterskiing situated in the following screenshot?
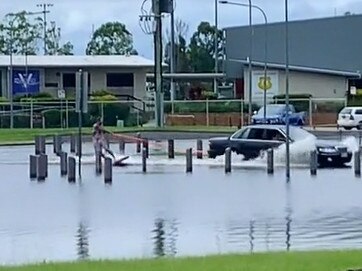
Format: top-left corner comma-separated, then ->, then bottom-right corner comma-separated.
92,117 -> 115,159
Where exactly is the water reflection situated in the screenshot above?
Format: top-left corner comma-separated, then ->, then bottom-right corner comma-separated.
152,218 -> 166,257
76,222 -> 90,260
249,220 -> 255,253
285,209 -> 292,251
151,218 -> 178,257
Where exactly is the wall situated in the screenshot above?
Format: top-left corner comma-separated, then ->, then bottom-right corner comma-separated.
0,67 -> 149,99
243,68 -> 347,101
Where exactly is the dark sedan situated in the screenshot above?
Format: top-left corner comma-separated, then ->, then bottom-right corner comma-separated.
208,125 -> 352,167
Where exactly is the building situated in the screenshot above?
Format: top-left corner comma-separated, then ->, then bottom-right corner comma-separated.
224,14 -> 362,101
0,55 -> 155,99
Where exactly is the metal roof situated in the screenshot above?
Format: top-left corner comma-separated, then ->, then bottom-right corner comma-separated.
0,55 -> 155,68
229,59 -> 361,77
224,14 -> 362,76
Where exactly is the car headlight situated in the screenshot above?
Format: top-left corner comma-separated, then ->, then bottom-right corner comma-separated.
318,147 -> 337,153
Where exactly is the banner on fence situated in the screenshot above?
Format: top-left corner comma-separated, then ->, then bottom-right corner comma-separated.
13,70 -> 40,94
252,70 -> 279,100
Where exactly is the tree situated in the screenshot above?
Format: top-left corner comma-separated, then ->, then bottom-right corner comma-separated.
164,18 -> 191,73
1,11 -> 42,55
187,21 -> 223,73
86,22 -> 138,55
0,11 -> 73,55
45,21 -> 74,55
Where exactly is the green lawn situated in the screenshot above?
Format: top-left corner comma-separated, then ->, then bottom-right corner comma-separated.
1,250 -> 362,271
0,126 -> 236,144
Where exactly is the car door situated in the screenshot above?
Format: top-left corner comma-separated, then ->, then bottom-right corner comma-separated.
229,127 -> 267,157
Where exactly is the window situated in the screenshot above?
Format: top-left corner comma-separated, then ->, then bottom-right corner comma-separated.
106,73 -> 134,87
266,129 -> 286,142
45,82 -> 58,88
63,73 -> 76,88
355,109 -> 362,115
247,128 -> 266,140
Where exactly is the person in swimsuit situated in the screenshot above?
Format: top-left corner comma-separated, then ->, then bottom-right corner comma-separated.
92,117 -> 115,159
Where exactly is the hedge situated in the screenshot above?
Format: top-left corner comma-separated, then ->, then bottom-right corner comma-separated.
164,101 -> 259,114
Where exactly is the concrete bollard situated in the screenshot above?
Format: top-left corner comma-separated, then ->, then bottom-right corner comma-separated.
354,151 -> 361,177
29,155 -> 37,179
225,147 -> 232,173
104,157 -> 113,184
53,135 -> 62,155
95,154 -> 102,175
76,135 -> 83,157
267,149 -> 274,175
186,148 -> 193,173
168,139 -> 175,159
143,139 -> 149,158
60,152 -> 68,176
142,147 -> 147,173
119,140 -> 125,154
37,154 -> 47,181
310,150 -> 318,176
136,132 -> 141,153
68,156 -> 76,183
70,134 -> 76,153
35,136 -> 46,155
196,139 -> 203,159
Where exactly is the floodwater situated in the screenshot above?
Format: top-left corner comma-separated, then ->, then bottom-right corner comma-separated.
0,137 -> 362,265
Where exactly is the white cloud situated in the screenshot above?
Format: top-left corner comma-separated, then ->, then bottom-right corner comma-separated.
1,0 -> 362,57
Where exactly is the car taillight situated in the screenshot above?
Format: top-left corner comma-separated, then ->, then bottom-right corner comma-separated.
350,115 -> 354,120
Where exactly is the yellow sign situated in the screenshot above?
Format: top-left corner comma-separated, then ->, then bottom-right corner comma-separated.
257,76 -> 272,91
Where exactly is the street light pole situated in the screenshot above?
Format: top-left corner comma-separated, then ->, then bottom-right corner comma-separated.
219,1 -> 268,122
285,0 -> 290,181
248,0 -> 253,125
214,0 -> 219,95
36,3 -> 53,55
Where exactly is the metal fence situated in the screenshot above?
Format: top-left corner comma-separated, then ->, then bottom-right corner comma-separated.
0,97 -> 348,129
163,97 -> 348,127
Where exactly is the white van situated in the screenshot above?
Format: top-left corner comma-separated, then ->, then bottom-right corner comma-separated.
337,107 -> 362,130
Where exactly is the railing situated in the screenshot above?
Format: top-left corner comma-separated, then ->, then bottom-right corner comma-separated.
0,97 -> 349,129
163,97 -> 348,127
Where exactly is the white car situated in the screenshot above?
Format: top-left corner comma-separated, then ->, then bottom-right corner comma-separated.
337,107 -> 362,130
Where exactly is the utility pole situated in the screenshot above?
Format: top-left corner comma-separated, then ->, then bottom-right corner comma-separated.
36,3 -> 53,55
170,3 -> 176,113
285,0 -> 290,182
214,0 -> 219,94
153,0 -> 163,127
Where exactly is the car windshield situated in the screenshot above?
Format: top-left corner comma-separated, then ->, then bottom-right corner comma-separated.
340,108 -> 352,114
257,105 -> 285,115
280,126 -> 315,141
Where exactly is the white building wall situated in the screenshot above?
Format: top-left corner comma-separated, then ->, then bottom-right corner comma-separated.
243,68 -> 348,102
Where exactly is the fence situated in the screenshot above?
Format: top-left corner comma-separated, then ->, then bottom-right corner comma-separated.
0,97 -> 348,129
0,99 -> 146,129
164,97 -> 348,127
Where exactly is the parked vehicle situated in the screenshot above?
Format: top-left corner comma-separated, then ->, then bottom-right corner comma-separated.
337,107 -> 362,130
208,125 -> 352,167
251,104 -> 306,126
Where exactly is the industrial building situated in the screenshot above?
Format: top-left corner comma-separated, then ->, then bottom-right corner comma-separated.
224,14 -> 362,100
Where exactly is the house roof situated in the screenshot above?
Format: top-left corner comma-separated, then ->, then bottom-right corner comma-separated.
0,55 -> 155,68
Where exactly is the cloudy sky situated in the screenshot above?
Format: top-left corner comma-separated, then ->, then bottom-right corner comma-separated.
1,0 -> 361,58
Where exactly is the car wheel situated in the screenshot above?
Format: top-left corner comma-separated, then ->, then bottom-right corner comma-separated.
297,120 -> 303,126
357,123 -> 362,130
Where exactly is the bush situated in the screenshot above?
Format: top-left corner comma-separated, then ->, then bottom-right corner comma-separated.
164,101 -> 258,114
0,115 -> 31,128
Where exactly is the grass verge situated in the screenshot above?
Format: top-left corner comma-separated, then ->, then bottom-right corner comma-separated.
1,250 -> 362,271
